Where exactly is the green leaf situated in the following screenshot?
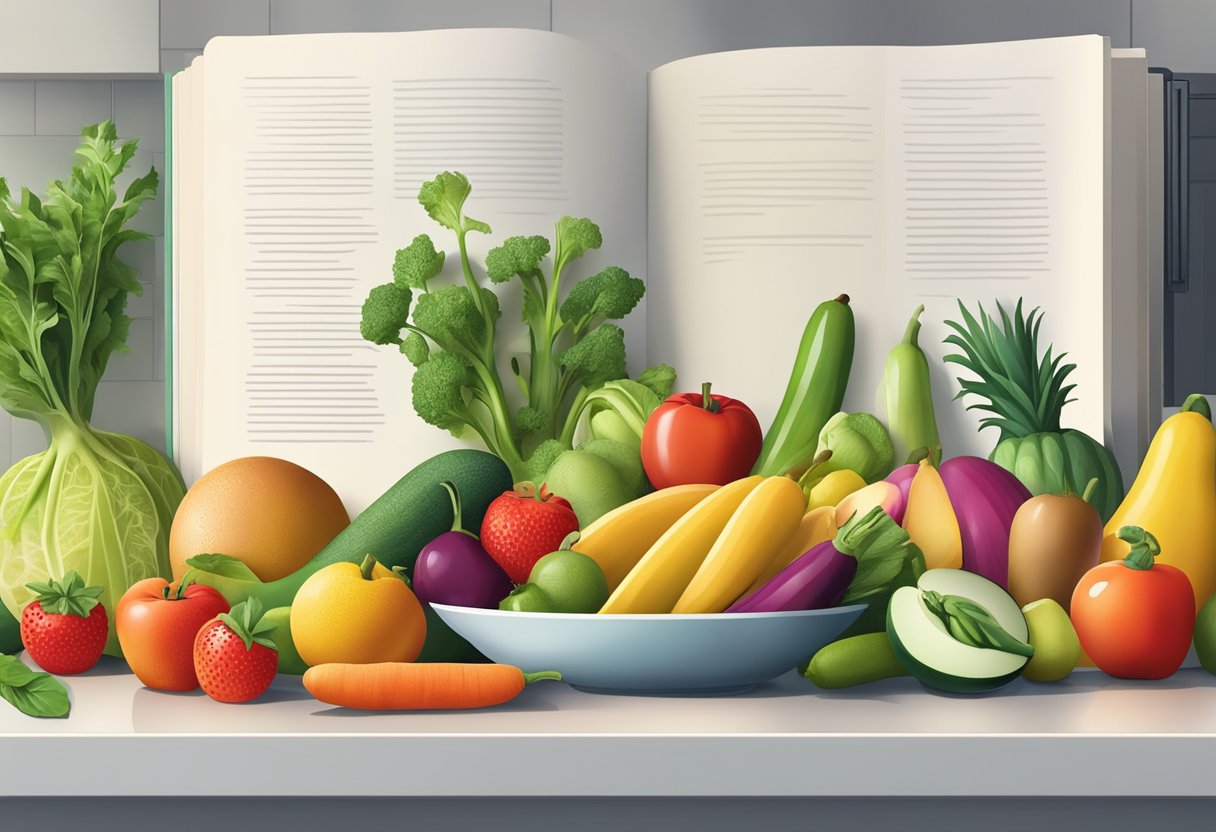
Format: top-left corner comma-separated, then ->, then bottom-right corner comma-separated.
185,554 -> 262,583
417,172 -> 490,236
837,507 -> 916,604
0,655 -> 70,718
25,570 -> 105,617
217,598 -> 276,653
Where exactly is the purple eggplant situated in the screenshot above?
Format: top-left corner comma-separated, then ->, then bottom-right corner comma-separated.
727,540 -> 857,613
412,481 -> 513,608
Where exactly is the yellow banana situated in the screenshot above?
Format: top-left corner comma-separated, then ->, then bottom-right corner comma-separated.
673,476 -> 806,613
599,476 -> 764,614
572,484 -> 719,590
743,504 -> 837,595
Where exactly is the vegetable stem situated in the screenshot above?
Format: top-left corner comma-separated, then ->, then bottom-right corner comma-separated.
359,554 -> 378,581
701,382 -> 720,413
1117,525 -> 1161,571
522,670 -> 562,685
1183,394 -> 1212,421
902,304 -> 925,346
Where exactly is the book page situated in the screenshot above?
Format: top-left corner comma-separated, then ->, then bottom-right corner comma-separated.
884,36 -> 1109,456
648,36 -> 1108,459
647,47 -> 888,433
192,29 -> 644,514
171,59 -> 207,484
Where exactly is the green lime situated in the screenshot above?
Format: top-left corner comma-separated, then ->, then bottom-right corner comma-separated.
528,549 -> 609,613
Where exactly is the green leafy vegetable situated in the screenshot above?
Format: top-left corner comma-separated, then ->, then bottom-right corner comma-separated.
363,171 -> 668,480
0,121 -> 185,656
814,411 -> 895,484
0,654 -> 70,718
835,506 -> 919,604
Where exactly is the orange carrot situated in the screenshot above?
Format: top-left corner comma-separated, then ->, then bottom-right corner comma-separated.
302,662 -> 562,710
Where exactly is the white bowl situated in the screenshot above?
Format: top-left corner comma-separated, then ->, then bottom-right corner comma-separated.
430,603 -> 867,696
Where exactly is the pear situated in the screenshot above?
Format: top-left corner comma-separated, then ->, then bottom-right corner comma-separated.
1021,598 -> 1081,682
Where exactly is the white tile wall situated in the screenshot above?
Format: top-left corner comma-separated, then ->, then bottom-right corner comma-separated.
33,81 -> 114,136
114,81 -> 166,154
0,83 -> 36,136
0,0 -> 158,73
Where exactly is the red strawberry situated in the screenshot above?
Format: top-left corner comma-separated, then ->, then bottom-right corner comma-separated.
20,572 -> 109,675
193,598 -> 278,703
480,482 -> 581,583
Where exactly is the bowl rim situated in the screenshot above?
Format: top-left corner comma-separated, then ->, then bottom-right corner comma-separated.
429,602 -> 869,622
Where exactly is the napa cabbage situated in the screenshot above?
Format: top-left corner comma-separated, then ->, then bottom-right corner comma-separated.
0,121 -> 185,655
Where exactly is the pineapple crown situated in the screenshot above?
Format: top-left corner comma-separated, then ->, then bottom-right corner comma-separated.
942,299 -> 1076,442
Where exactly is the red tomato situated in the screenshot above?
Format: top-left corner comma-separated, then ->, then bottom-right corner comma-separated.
115,578 -> 231,691
1071,529 -> 1195,679
641,382 -> 762,489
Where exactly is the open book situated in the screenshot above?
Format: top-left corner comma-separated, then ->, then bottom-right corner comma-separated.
171,29 -> 1155,514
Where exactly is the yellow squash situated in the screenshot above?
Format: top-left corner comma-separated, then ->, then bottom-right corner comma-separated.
744,505 -> 837,595
572,484 -> 719,590
673,476 -> 807,613
1101,394 -> 1216,611
599,476 -> 763,614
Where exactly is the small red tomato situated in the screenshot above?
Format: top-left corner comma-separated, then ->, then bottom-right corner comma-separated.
641,382 -> 762,489
116,578 -> 231,691
1071,525 -> 1195,680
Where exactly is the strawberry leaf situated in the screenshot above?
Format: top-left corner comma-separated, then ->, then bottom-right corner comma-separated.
216,598 -> 276,653
24,571 -> 104,617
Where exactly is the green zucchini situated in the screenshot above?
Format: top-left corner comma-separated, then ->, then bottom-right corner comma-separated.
185,449 -> 513,610
804,632 -> 909,689
752,294 -> 854,477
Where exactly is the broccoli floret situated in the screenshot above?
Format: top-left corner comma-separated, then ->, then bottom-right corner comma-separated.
400,331 -> 430,367
486,235 -> 550,284
392,234 -> 445,291
515,405 -> 550,433
558,323 -> 627,388
360,282 -> 411,345
552,216 -> 602,278
636,364 -> 677,399
412,285 -> 499,354
560,266 -> 645,336
419,171 -> 491,236
523,438 -> 570,484
411,351 -> 472,433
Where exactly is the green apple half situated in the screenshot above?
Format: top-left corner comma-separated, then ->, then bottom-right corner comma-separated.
887,568 -> 1030,693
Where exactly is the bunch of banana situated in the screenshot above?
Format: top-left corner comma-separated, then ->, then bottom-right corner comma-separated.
574,475 -> 823,614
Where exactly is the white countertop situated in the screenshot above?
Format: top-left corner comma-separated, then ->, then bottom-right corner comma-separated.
2,654 -> 1215,798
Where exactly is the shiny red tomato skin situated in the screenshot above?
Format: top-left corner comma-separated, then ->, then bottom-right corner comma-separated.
1071,560 -> 1195,679
115,578 -> 231,691
641,390 -> 763,489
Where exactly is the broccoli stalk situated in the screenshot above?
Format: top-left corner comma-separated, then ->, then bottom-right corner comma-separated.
361,171 -> 665,482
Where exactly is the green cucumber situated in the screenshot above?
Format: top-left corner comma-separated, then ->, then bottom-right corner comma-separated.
804,632 -> 909,689
185,449 -> 513,610
752,295 -> 855,477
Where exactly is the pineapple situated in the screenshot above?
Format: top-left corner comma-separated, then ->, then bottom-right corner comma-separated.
943,299 -> 1125,521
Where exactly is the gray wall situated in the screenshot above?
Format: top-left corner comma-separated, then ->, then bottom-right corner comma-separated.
0,0 -> 1205,466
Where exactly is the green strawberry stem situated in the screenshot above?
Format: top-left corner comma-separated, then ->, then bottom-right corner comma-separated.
25,571 -> 104,617
523,670 -> 562,684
